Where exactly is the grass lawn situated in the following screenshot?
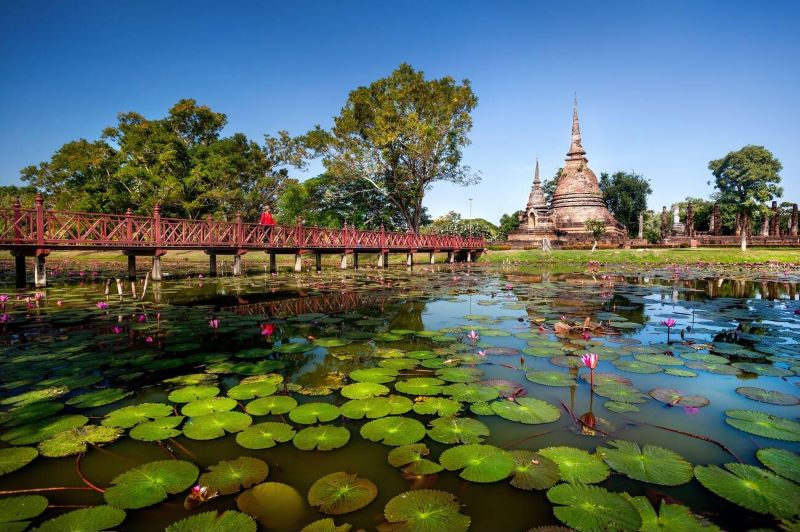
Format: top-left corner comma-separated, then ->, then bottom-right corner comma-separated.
481,247 -> 800,265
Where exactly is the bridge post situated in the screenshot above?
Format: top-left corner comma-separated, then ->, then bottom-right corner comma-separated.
294,253 -> 303,272
429,252 -> 435,264
340,253 -> 347,270
448,251 -> 455,263
152,256 -> 163,281
35,193 -> 45,249
14,255 -> 26,288
34,254 -> 46,288
466,251 -> 472,263
125,208 -> 133,244
269,252 -> 277,274
232,255 -> 242,276
406,252 -> 413,267
209,254 -> 217,277
12,197 -> 22,242
316,253 -> 322,273
127,255 -> 136,280
153,204 -> 162,248
353,252 -> 359,270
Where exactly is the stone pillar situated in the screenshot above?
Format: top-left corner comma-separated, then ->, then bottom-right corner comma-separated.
406,253 -> 413,267
353,253 -> 359,270
232,255 -> 242,276
637,212 -> 644,239
316,253 -> 323,273
127,256 -> 136,281
429,252 -> 435,264
340,254 -> 347,270
660,206 -> 669,238
711,203 -> 721,235
770,201 -> 779,236
294,254 -> 303,273
685,202 -> 694,237
269,252 -> 277,274
448,251 -> 455,263
33,255 -> 46,288
209,254 -> 217,277
152,256 -> 163,281
466,251 -> 472,263
15,255 -> 26,288
760,214 -> 769,237
791,204 -> 798,236
377,253 -> 385,268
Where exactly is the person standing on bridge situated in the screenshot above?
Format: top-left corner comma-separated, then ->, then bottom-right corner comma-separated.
260,205 -> 275,244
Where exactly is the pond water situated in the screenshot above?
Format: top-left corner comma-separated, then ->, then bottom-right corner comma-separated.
0,263 -> 799,531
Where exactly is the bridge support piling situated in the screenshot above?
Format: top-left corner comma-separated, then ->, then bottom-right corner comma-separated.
151,256 -> 163,281
294,254 -> 303,273
127,256 -> 136,281
353,253 -> 359,270
34,255 -> 46,288
466,251 -> 472,263
209,254 -> 217,277
429,252 -> 435,265
232,255 -> 242,276
316,253 -> 322,273
340,254 -> 347,270
377,252 -> 385,268
15,256 -> 26,288
448,251 -> 455,263
406,253 -> 413,267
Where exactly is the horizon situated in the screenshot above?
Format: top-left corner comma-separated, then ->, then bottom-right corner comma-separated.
1,0 -> 798,224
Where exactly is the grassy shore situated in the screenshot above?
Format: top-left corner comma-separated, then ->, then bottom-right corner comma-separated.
482,247 -> 800,265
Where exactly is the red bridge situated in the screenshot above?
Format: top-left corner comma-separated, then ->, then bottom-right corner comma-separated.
1,194 -> 485,287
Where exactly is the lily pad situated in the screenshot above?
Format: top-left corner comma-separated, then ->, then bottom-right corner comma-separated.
168,385 -> 220,403
724,409 -> 800,441
300,518 -> 352,532
383,490 -> 470,532
102,403 -> 173,428
594,384 -> 648,404
38,425 -> 124,457
183,411 -> 252,440
274,342 -> 315,354
289,403 -> 340,424
387,444 -> 444,475
1,386 -> 69,407
199,456 -> 269,495
434,367 -> 482,383
538,446 -> 610,484
439,444 -> 514,482
237,482 -> 304,530
2,415 -> 88,445
349,368 -> 398,384
625,496 -> 721,532
165,511 -> 256,532
236,422 -> 296,449
604,401 -> 640,413
181,397 -> 237,417
340,382 -> 389,400
444,383 -> 500,403
340,398 -> 392,420
104,460 -> 199,509
664,368 -> 698,377
227,380 -> 278,401
245,395 -> 297,416
313,338 -> 352,348
649,388 -> 709,408
65,388 -> 132,408
32,505 -> 126,532
634,354 -> 685,366
694,463 -> 800,518
612,360 -> 663,374
129,416 -> 184,441
0,447 -> 38,476
508,450 -> 560,491
756,448 -> 800,483
597,440 -> 692,486
736,387 -> 800,406
395,378 -> 446,396
361,416 -> 426,446
731,362 -> 794,377
525,371 -> 576,387
0,495 -> 48,531
307,472 -> 378,515
546,483 -> 641,532
427,417 -> 489,444
293,425 -> 350,451
490,397 -> 560,424
413,397 -> 461,417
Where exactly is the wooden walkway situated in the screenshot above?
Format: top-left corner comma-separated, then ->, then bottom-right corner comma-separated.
1,194 -> 485,287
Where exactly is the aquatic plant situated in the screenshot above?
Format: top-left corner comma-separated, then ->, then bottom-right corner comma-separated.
660,317 -> 677,343
581,352 -> 599,390
95,301 -> 108,309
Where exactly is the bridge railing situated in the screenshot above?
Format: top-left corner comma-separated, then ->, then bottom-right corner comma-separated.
0,197 -> 485,251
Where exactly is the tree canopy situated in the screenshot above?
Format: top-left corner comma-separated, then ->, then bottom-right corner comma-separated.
303,64 -> 479,232
599,171 -> 652,236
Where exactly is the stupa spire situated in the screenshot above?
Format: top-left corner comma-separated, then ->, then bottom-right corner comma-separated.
533,157 -> 540,184
527,157 -> 546,209
567,96 -> 586,160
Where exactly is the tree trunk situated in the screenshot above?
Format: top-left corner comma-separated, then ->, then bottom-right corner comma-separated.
591,239 -> 597,252
740,212 -> 748,252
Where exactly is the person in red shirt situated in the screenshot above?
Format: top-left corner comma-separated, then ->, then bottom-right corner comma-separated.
259,205 -> 275,243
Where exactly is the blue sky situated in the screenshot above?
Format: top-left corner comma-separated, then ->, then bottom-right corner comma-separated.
1,0 -> 798,223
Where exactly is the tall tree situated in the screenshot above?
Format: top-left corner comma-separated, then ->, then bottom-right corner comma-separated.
598,171 -> 652,236
303,64 -> 479,232
541,168 -> 560,204
497,210 -> 524,241
709,145 -> 782,251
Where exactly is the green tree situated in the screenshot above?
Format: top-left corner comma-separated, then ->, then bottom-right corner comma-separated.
0,185 -> 38,207
709,145 -> 782,251
677,197 -> 714,232
541,168 -> 560,204
424,211 -> 496,240
303,64 -> 479,232
585,219 -> 606,251
598,171 -> 652,236
497,210 -> 524,240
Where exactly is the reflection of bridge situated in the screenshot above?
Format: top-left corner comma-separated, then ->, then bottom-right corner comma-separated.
1,194 -> 484,288
221,289 -> 396,317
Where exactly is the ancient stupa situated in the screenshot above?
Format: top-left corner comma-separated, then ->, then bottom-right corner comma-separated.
507,99 -> 626,247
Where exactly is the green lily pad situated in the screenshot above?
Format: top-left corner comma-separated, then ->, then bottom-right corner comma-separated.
664,368 -> 698,377
129,416 -> 184,441
2,415 -> 88,445
348,368 -> 398,384
38,425 -> 124,457
0,447 -> 38,476
0,401 -> 64,428
649,388 -> 709,408
168,385 -> 220,403
236,422 -> 296,449
165,511 -> 256,532
65,388 -> 132,408
508,450 -> 560,491
439,444 -> 514,482
625,496 -> 721,532
694,463 -> 800,518
385,395 -> 414,415
412,397 -> 461,417
604,401 -> 640,413
395,378 -> 446,396
227,380 -> 278,401
293,425 -> 350,451
724,409 -> 800,441
597,440 -> 693,486
0,495 -> 48,531
736,387 -> 800,406
547,483 -> 641,532
104,460 -> 199,509
307,472 -> 378,515
756,448 -> 800,483
1,386 -> 69,407
237,482 -> 304,530
340,398 -> 392,420
612,360 -> 663,374
340,382 -> 389,400
427,417 -> 489,444
383,490 -> 470,532
525,371 -> 576,387
434,367 -> 482,383
360,416 -> 426,446
313,338 -> 353,348
685,361 -> 741,375
445,383 -> 500,403
594,384 -> 648,404
199,456 -> 269,495
245,395 -> 297,416
538,446 -> 610,484
102,403 -> 173,428
274,342 -> 315,354
181,397 -> 237,417
387,444 -> 444,475
379,359 -> 419,370
732,362 -> 794,377
300,518 -> 352,532
634,354 -> 685,366
183,411 -> 252,440
289,402 -> 340,424
490,397 -> 560,424
31,505 -> 126,532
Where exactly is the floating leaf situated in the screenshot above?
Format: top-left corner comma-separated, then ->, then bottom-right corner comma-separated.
685,361 -> 741,375
104,460 -> 199,509
38,425 -> 123,457
199,456 -> 269,495
340,382 -> 389,400
395,378 -> 446,396
183,411 -> 252,440
444,383 -> 499,403
490,397 -> 560,424
32,505 -> 126,532
736,387 -> 800,406
612,360 -> 663,374
383,489 -> 470,532
731,362 -> 794,377
293,425 -> 350,451
65,388 -> 132,408
724,409 -> 800,441
439,444 -> 514,482
2,415 -> 88,445
361,416 -> 426,446
348,368 -> 398,384
387,444 -> 443,475
245,395 -> 297,416
757,448 -> 800,483
413,397 -> 461,417
634,354 -> 685,366
434,367 -> 482,383
664,368 -> 697,377
597,440 -> 692,486
227,381 -> 277,401
340,398 -> 392,420
1,386 -> 69,407
625,495 -> 720,532
236,422 -> 295,449
0,401 -> 64,428
300,518 -> 352,532
102,403 -> 173,428
546,483 -> 641,531
237,482 -> 304,530
289,403 -> 340,424
274,342 -> 314,354
313,338 -> 352,348
168,385 -> 220,403
165,510 -> 256,532
594,384 -> 648,404
508,450 -> 559,491
525,371 -> 576,387
649,388 -> 709,408
0,447 -> 38,476
181,397 -> 237,417
0,495 -> 48,531
694,463 -> 800,518
538,446 -> 610,484
307,472 -> 378,515
427,417 -> 489,444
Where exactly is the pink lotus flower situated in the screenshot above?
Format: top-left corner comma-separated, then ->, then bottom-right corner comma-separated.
477,350 -> 486,357
0,313 -> 11,323
0,295 -> 8,303
96,301 -> 108,310
208,318 -> 220,329
198,273 -> 204,279
504,283 -> 513,290
581,331 -> 591,341
538,325 -> 545,332
560,315 -> 568,322
56,300 -> 63,306
145,336 -> 154,344
112,325 -> 124,334
581,353 -> 598,370
261,324 -> 275,336
137,314 -> 147,322
466,330 -> 480,344
661,318 -> 677,328
34,292 -> 44,301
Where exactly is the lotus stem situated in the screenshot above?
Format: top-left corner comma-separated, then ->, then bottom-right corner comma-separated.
76,453 -> 105,493
0,487 -> 95,495
157,441 -> 177,460
626,419 -> 741,462
168,438 -> 198,460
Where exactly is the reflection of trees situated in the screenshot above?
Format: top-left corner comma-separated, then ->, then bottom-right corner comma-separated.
388,300 -> 426,331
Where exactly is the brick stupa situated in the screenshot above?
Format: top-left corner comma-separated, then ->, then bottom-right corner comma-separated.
508,99 -> 626,247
